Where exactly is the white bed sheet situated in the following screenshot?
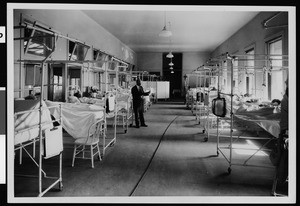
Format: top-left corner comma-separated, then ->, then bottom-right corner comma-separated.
221,95 -> 281,138
14,99 -> 53,145
234,108 -> 281,138
45,100 -> 105,139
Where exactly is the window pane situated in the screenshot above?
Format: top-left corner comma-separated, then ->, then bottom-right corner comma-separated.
54,76 -> 58,84
245,49 -> 254,95
25,65 -> 34,86
34,66 -> 41,86
93,50 -> 98,60
268,39 -> 283,99
68,68 -> 81,89
69,41 -> 76,60
108,61 -> 117,70
24,28 -> 54,57
270,40 -> 282,67
75,44 -> 87,61
69,42 -> 88,61
95,51 -> 106,68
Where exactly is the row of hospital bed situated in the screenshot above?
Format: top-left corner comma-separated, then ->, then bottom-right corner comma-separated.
12,14 -> 158,197
185,54 -> 288,196
14,89 -> 135,196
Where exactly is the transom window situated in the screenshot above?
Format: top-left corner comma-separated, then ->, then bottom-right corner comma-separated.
23,28 -> 54,57
68,41 -> 89,61
93,49 -> 107,68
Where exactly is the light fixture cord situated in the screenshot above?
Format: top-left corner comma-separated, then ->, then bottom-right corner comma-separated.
164,11 -> 167,27
169,36 -> 172,52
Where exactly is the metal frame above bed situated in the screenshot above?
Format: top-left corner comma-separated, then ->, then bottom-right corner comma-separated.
13,13 -> 133,197
203,52 -> 288,174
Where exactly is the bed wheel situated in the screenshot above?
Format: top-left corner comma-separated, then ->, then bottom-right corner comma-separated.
204,137 -> 208,142
202,129 -> 205,133
227,167 -> 231,174
124,129 -> 127,133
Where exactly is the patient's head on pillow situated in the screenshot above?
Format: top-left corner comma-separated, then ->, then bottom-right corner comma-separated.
271,99 -> 281,106
68,96 -> 80,103
74,91 -> 82,98
24,94 -> 37,100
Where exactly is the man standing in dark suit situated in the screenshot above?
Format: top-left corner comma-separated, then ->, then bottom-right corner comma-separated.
131,78 -> 150,128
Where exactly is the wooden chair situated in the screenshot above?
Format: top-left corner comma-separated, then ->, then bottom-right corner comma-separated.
72,118 -> 104,168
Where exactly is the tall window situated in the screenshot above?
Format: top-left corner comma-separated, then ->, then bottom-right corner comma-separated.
25,64 -> 42,86
222,61 -> 227,92
233,57 -> 239,95
267,37 -> 283,100
51,66 -> 64,102
245,48 -> 255,95
68,66 -> 81,90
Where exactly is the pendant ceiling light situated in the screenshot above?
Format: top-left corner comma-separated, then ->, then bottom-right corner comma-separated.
159,11 -> 172,37
166,34 -> 174,58
166,51 -> 173,58
169,67 -> 173,70
169,59 -> 174,66
171,70 -> 174,74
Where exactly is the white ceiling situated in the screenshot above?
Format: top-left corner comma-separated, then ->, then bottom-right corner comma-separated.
83,8 -> 259,53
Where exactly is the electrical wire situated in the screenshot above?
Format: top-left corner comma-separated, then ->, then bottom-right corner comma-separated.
129,115 -> 179,196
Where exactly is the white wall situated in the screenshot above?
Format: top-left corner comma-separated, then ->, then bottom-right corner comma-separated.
136,51 -> 210,89
14,9 -> 137,65
210,12 -> 288,100
182,52 -> 210,88
136,52 -> 162,74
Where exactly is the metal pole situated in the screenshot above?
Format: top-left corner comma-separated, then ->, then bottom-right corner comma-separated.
38,37 -> 56,196
216,67 -> 220,155
38,62 -> 44,195
114,95 -> 117,144
229,58 -> 234,173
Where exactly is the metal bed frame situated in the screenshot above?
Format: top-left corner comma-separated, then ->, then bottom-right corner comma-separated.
14,96 -> 64,197
13,13 -> 130,196
205,53 -> 288,174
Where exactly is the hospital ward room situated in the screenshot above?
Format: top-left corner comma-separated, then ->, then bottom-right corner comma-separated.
7,4 -> 296,204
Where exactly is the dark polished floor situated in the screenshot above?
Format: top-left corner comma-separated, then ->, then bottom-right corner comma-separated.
11,100 -> 289,203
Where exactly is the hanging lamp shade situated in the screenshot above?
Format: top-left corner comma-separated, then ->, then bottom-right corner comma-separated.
159,11 -> 172,37
169,67 -> 173,70
169,61 -> 174,66
159,26 -> 172,37
171,70 -> 174,73
166,52 -> 174,58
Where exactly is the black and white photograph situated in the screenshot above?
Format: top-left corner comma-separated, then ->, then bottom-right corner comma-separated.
2,2 -> 296,204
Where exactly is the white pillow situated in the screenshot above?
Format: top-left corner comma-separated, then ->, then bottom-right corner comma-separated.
68,96 -> 80,103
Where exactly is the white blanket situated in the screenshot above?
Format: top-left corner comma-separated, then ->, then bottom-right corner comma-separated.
234,114 -> 280,138
14,99 -> 53,145
45,100 -> 105,139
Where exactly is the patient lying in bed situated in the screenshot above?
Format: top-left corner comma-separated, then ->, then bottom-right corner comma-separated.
45,100 -> 105,139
